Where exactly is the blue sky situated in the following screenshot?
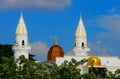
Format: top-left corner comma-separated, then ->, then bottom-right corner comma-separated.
0,0 -> 120,61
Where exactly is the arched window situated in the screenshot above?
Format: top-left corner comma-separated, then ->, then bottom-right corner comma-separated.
82,42 -> 85,48
22,40 -> 25,46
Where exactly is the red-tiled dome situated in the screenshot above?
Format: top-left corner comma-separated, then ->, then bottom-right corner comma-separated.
47,38 -> 64,61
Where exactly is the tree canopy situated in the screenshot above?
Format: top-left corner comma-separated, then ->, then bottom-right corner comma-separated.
0,44 -> 120,79
0,56 -> 120,79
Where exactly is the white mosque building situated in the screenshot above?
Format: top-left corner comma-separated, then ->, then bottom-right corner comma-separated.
12,13 -> 120,74
56,15 -> 120,74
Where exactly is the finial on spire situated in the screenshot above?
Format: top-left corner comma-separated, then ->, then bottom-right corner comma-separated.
20,9 -> 23,16
54,37 -> 58,45
19,11 -> 24,23
20,10 -> 23,17
78,13 -> 84,26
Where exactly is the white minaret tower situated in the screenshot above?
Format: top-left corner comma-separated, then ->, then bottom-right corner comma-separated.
12,13 -> 31,60
73,14 -> 90,56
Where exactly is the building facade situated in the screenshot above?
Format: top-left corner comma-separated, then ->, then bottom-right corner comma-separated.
12,13 -> 120,74
56,15 -> 120,74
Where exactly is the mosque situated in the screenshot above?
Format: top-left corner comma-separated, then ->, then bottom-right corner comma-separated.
12,13 -> 120,75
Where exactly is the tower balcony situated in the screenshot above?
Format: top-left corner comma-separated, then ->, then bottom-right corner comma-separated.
73,47 -> 90,56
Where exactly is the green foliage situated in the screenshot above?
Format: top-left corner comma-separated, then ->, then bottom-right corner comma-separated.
0,44 -> 13,57
81,72 -> 99,79
106,69 -> 120,79
0,55 -> 120,79
0,56 -> 17,79
0,44 -> 14,63
29,54 -> 36,61
46,58 -> 87,79
15,55 -> 50,79
0,55 -> 50,79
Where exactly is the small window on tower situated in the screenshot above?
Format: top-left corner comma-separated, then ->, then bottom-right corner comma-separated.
22,40 -> 25,46
82,42 -> 85,48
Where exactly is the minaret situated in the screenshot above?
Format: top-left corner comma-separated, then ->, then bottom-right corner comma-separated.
73,14 -> 90,56
12,13 -> 31,60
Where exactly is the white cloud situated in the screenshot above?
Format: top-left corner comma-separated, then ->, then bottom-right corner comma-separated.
96,14 -> 120,34
87,14 -> 120,56
89,40 -> 114,56
30,41 -> 49,61
0,0 -> 71,10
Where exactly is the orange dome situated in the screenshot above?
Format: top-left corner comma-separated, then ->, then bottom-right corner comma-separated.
47,38 -> 64,61
87,55 -> 101,66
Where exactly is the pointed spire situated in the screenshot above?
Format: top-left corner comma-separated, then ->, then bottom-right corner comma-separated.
75,14 -> 86,37
78,14 -> 84,26
19,12 -> 24,23
54,37 -> 58,45
16,12 -> 27,35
